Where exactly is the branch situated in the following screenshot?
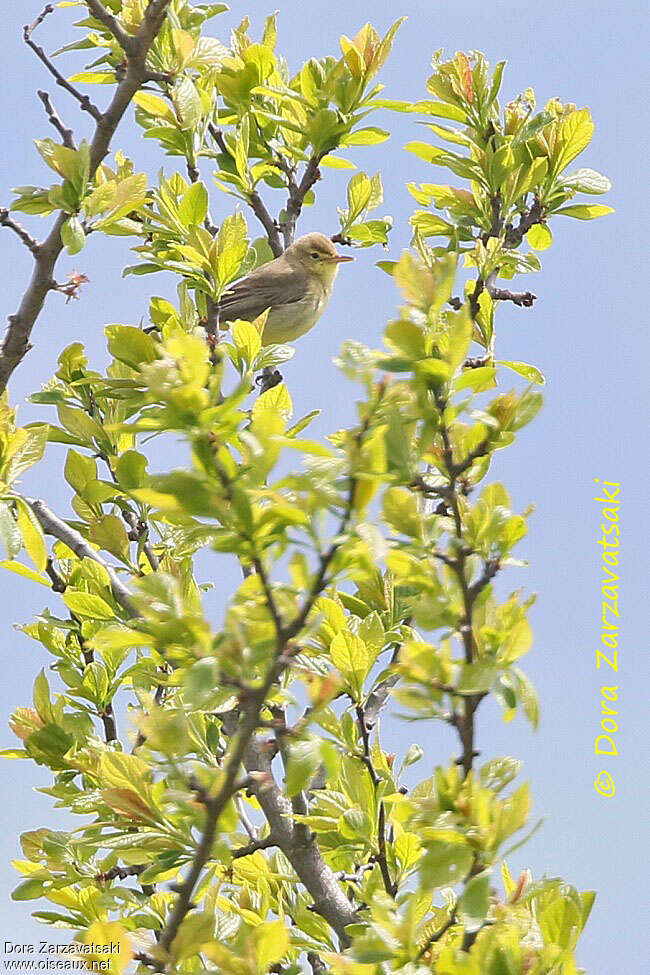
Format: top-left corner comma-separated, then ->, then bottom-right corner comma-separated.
247,190 -> 283,257
207,122 -> 229,155
364,640 -> 404,730
154,608 -> 311,962
84,0 -> 136,54
0,0 -> 174,394
0,209 -> 40,257
450,437 -> 490,478
504,197 -> 544,248
37,90 -> 75,148
24,6 -> 103,122
355,705 -> 396,898
417,913 -> 457,959
489,286 -> 537,307
95,863 -> 146,882
245,737 -> 359,946
308,954 -> 328,975
282,153 -> 325,248
231,835 -> 277,859
23,497 -> 136,615
283,386 -> 385,643
450,285 -> 537,310
432,389 -> 483,777
209,125 -> 283,256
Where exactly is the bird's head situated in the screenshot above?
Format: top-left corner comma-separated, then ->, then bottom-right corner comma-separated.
286,232 -> 354,285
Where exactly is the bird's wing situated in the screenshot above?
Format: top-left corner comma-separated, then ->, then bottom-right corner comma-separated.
217,265 -> 308,323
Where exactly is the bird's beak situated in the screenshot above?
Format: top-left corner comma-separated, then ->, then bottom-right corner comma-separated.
331,254 -> 354,263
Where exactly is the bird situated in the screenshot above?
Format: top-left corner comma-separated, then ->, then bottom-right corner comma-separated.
217,232 -> 354,345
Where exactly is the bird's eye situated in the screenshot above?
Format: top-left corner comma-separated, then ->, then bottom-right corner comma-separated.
310,252 -> 319,260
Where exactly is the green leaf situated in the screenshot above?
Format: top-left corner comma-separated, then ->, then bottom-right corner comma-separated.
133,91 -> 177,123
61,216 -> 85,256
539,895 -> 581,950
251,921 -> 289,973
0,501 -> 21,559
459,872 -> 491,930
15,500 -> 47,572
2,424 -> 48,483
65,449 -> 97,497
179,181 -> 208,227
68,71 -> 115,85
420,834 -> 473,887
330,630 -> 371,699
232,320 -> 262,366
404,141 -> 443,163
57,404 -> 105,445
526,224 -> 552,250
63,591 -> 115,620
115,450 -> 148,489
105,325 -> 158,370
320,154 -> 357,170
172,77 -> 202,130
457,661 -> 498,693
554,204 -> 614,220
89,515 -> 131,562
341,127 -> 390,147
556,108 -> 594,171
33,669 -> 53,722
346,172 -> 373,223
285,738 -> 322,797
0,560 -> 50,586
560,167 -> 611,195
12,879 -> 45,901
497,360 -> 545,385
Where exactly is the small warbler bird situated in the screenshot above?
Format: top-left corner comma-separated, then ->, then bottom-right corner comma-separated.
218,232 -> 353,345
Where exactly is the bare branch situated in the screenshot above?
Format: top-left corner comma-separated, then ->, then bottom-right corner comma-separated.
308,954 -> 328,975
231,835 -> 277,859
489,286 -> 537,307
24,6 -> 103,122
245,738 -> 358,946
504,197 -> 544,248
282,153 -> 325,248
355,705 -> 396,898
95,863 -> 146,883
24,497 -> 136,615
37,90 -> 75,148
364,640 -> 403,730
0,209 -> 40,257
207,122 -> 229,155
247,190 -> 283,257
85,0 -> 136,54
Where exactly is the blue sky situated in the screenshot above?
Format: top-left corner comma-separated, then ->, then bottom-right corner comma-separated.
0,1 -> 647,970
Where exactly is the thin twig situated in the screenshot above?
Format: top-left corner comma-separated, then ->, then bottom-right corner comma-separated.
23,497 -> 136,615
247,190 -> 283,257
231,835 -> 276,859
355,704 -> 396,898
0,209 -> 40,256
24,6 -> 103,122
489,286 -> 537,307
37,90 -> 75,148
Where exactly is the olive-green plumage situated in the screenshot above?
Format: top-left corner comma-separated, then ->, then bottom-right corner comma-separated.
218,232 -> 353,345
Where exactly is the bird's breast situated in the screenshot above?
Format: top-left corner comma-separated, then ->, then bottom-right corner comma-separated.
264,288 -> 328,345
